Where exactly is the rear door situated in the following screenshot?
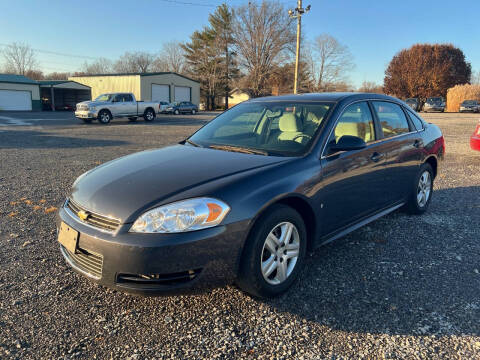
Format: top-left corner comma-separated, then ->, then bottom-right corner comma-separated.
371,101 -> 422,203
121,94 -> 137,115
319,101 -> 390,235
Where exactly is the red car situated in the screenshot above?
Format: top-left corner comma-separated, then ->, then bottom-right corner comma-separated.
471,122 -> 480,151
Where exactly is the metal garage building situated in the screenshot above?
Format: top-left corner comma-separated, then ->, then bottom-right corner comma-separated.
0,74 -> 41,111
69,72 -> 200,105
38,80 -> 91,111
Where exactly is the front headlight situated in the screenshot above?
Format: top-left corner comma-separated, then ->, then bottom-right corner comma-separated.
130,198 -> 230,233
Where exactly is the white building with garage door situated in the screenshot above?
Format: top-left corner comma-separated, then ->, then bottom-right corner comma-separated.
0,74 -> 41,111
69,72 -> 200,106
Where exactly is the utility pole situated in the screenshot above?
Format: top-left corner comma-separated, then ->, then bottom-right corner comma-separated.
289,2 -> 311,94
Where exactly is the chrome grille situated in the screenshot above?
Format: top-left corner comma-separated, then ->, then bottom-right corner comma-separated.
66,199 -> 120,233
76,104 -> 88,111
61,245 -> 103,279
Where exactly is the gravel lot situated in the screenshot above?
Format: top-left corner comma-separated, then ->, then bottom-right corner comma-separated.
0,112 -> 479,359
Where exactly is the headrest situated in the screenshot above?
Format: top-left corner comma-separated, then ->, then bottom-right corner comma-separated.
279,113 -> 302,132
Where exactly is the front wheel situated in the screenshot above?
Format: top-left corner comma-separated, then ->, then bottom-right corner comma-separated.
143,109 -> 155,122
174,109 -> 180,115
404,163 -> 434,215
97,110 -> 111,124
191,109 -> 196,115
237,205 -> 307,298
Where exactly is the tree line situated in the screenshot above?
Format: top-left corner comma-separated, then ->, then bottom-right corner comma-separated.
2,1 -> 477,108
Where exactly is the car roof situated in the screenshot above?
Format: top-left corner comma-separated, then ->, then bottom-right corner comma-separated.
247,92 -> 401,103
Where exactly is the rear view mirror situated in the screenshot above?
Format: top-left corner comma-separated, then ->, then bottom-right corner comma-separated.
331,135 -> 367,152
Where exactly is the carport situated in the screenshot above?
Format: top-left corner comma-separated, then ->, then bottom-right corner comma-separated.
39,80 -> 91,111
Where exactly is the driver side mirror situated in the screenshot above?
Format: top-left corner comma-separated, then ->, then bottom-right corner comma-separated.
330,135 -> 367,152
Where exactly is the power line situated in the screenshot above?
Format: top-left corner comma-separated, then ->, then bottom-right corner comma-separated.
0,43 -> 104,61
157,0 -> 216,7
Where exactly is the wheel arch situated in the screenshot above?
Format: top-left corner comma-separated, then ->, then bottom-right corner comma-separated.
424,155 -> 438,178
247,194 -> 318,253
98,108 -> 112,117
144,106 -> 155,115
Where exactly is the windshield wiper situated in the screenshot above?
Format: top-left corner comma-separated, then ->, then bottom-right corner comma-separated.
184,139 -> 202,147
209,144 -> 268,156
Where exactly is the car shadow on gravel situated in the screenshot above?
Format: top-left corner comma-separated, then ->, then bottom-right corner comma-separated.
265,186 -> 480,337
0,130 -> 128,149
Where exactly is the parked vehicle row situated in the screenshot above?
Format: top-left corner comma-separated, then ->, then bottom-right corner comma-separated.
75,94 -> 200,124
60,92 -> 445,297
405,97 -> 480,113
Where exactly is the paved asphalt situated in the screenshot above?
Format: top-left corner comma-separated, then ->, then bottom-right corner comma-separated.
0,111 -> 479,359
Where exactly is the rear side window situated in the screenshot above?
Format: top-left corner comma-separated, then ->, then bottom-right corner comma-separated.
405,108 -> 424,130
124,94 -> 133,102
372,101 -> 410,138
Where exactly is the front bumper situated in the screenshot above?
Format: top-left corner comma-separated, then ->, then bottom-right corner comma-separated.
424,106 -> 445,112
75,110 -> 98,119
460,107 -> 477,112
57,206 -> 250,295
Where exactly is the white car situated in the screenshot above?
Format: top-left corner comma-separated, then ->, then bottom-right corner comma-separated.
159,101 -> 171,114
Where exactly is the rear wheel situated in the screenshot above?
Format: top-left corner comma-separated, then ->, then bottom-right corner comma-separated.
191,109 -> 196,115
237,205 -> 307,298
97,110 -> 111,124
404,163 -> 434,215
174,109 -> 180,115
143,109 -> 155,122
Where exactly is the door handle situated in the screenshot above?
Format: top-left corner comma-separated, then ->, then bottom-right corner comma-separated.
370,152 -> 384,162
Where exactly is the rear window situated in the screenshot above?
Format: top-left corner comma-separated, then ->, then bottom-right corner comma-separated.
372,101 -> 410,138
405,108 -> 424,130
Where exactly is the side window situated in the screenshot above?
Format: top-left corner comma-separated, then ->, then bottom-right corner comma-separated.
124,94 -> 133,102
332,102 -> 376,143
114,94 -> 123,102
406,108 -> 424,130
372,101 -> 410,138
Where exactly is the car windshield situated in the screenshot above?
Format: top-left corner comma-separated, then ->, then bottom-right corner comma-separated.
463,100 -> 477,105
406,99 -> 416,103
95,94 -> 113,102
427,97 -> 443,103
188,101 -> 333,156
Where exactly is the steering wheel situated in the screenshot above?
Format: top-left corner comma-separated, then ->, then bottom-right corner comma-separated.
292,134 -> 312,142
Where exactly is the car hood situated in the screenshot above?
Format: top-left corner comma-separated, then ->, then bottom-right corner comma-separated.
70,144 -> 288,223
78,100 -> 110,107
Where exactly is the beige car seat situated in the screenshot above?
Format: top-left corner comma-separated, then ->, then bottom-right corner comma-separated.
277,113 -> 306,144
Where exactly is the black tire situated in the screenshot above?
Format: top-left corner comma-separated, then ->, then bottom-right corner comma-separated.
81,118 -> 92,123
128,117 -> 137,122
404,163 -> 434,215
143,108 -> 155,122
237,204 -> 307,298
97,110 -> 112,124
174,109 -> 180,115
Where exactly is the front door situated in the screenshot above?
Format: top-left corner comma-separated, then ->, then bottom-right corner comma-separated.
319,101 -> 389,236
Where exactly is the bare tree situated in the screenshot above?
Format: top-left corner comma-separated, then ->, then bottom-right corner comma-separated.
2,42 -> 38,75
311,34 -> 354,91
45,72 -> 72,80
233,1 -> 296,97
114,52 -> 155,73
471,70 -> 480,85
153,42 -> 186,73
80,58 -> 113,74
358,81 -> 383,93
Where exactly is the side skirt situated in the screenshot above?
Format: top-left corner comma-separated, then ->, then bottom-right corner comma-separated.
317,202 -> 404,247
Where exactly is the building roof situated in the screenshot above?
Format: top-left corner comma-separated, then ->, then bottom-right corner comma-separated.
37,80 -> 69,86
69,71 -> 199,83
0,73 -> 38,85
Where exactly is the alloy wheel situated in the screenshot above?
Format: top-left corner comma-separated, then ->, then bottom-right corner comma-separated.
417,171 -> 431,207
260,222 -> 300,285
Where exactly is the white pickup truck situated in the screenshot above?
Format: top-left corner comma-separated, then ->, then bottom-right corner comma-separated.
75,93 -> 160,124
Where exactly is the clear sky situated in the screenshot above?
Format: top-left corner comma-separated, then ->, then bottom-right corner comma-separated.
1,0 -> 479,87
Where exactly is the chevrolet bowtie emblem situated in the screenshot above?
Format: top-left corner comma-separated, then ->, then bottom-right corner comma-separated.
77,210 -> 90,221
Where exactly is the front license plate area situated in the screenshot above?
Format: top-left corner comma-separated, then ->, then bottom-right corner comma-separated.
58,222 -> 79,254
